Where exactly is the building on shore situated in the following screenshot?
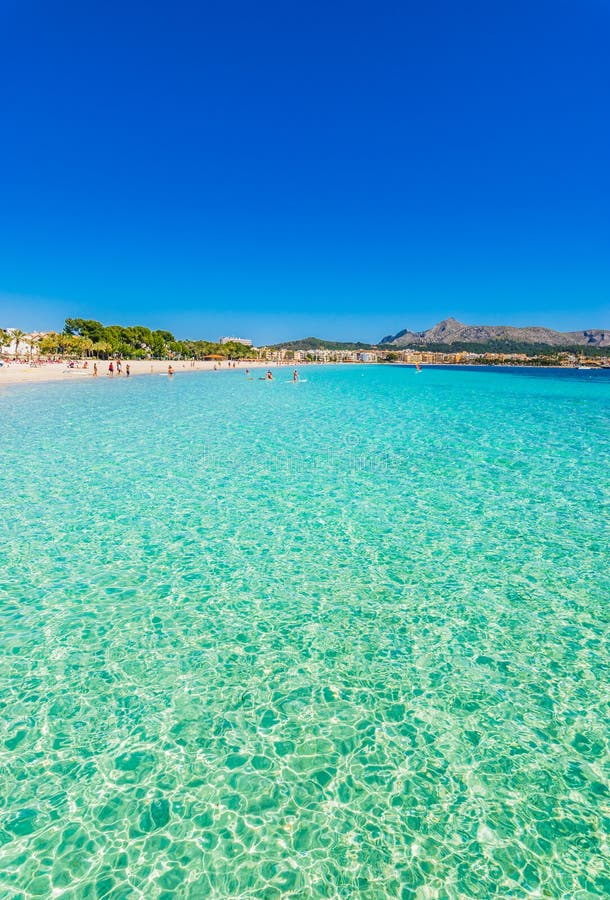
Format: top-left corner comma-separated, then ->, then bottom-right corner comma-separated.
259,347 -> 362,363
219,336 -> 253,347
1,329 -> 52,358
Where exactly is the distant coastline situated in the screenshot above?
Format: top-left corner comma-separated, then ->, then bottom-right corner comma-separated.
2,317 -> 609,381
3,357 -> 609,388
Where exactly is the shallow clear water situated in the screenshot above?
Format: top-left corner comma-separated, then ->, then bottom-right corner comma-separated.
1,365 -> 609,898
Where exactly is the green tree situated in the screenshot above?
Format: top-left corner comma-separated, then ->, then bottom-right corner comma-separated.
150,332 -> 168,358
79,337 -> 94,358
154,329 -> 175,343
11,328 -> 25,356
39,333 -> 62,355
23,335 -> 39,360
92,341 -> 112,359
64,318 -> 107,343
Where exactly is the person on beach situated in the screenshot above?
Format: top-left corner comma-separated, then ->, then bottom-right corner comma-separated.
116,359 -> 122,375
168,364 -> 174,376
93,363 -> 98,376
108,361 -> 114,375
126,363 -> 130,377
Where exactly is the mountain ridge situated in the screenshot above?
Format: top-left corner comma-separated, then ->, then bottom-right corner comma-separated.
380,318 -> 610,348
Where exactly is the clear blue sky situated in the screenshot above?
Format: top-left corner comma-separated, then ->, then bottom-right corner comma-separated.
1,0 -> 608,343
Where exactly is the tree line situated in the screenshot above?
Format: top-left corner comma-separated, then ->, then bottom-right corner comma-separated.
402,340 -> 608,358
269,336 -> 374,351
33,319 -> 254,360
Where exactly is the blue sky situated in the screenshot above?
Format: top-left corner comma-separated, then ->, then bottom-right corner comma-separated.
1,0 -> 608,343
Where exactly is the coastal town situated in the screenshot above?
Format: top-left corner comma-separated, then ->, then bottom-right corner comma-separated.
2,325 -> 608,373
261,346 -> 610,367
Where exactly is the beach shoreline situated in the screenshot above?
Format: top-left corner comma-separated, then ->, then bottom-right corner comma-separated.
1,358 -> 604,386
0,358 -> 295,386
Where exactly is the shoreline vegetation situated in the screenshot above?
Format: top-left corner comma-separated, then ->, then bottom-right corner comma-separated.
1,318 -> 609,388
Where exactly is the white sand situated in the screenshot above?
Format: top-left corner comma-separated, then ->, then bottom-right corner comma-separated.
0,358 -> 295,385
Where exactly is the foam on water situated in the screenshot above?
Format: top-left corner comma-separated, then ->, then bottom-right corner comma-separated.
1,365 -> 609,897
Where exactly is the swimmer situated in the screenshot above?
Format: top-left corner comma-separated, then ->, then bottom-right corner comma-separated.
266,370 -> 273,380
168,364 -> 174,376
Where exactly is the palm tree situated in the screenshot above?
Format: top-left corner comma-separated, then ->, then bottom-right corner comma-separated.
39,333 -> 61,356
30,335 -> 42,361
11,328 -> 25,357
23,334 -> 41,361
92,340 -> 112,359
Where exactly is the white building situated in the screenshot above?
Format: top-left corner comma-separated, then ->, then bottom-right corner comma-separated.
219,336 -> 253,347
1,329 -> 51,358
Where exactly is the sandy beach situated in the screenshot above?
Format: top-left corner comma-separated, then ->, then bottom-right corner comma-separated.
0,358 -> 286,385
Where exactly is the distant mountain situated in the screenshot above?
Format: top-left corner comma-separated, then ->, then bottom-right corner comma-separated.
563,329 -> 610,347
380,318 -> 610,348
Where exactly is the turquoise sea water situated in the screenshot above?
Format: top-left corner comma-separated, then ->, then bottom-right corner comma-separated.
1,364 -> 609,898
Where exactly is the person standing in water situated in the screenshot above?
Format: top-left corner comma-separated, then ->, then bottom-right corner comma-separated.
266,370 -> 273,380
168,364 -> 174,376
108,361 -> 114,376
293,369 -> 298,382
125,363 -> 130,377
